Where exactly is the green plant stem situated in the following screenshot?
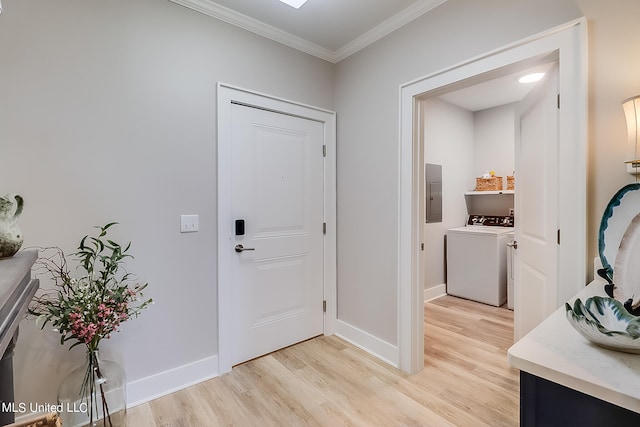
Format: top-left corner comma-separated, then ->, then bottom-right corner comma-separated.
95,362 -> 113,427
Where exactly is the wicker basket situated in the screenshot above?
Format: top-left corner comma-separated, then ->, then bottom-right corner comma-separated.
475,176 -> 503,191
6,413 -> 61,427
506,175 -> 515,190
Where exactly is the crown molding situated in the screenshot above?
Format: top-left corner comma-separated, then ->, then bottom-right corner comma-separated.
333,0 -> 447,62
168,0 -> 447,63
168,0 -> 335,62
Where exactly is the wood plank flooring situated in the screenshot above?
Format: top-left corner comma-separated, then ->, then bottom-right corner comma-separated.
127,296 -> 519,426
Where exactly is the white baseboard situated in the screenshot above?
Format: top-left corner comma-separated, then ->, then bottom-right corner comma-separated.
424,284 -> 446,302
335,320 -> 398,367
12,356 -> 219,424
126,355 -> 219,408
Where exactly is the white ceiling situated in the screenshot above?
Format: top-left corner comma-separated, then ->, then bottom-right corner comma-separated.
169,0 -> 447,63
439,62 -> 556,112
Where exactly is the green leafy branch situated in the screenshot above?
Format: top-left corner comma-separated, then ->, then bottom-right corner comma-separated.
28,223 -> 153,351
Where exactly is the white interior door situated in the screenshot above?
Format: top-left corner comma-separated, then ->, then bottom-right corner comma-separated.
514,63 -> 559,340
230,103 -> 324,365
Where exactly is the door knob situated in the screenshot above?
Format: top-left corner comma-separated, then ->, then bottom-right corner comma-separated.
235,244 -> 255,253
507,241 -> 518,250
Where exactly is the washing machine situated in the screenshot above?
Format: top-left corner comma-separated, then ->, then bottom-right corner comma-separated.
446,215 -> 514,306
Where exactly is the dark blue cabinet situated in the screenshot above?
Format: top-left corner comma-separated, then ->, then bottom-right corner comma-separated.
520,371 -> 640,426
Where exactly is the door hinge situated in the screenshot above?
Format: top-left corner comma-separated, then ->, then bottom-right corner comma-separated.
323,300 -> 327,312
557,229 -> 561,245
323,222 -> 327,234
557,93 -> 560,109
323,145 -> 327,157
421,243 -> 424,251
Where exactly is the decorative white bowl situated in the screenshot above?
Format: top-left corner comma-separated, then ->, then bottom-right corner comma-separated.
565,296 -> 640,354
598,183 -> 640,312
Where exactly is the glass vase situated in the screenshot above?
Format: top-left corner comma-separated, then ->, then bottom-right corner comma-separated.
57,350 -> 127,427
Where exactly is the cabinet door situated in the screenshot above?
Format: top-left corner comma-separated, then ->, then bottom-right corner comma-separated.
520,372 -> 640,426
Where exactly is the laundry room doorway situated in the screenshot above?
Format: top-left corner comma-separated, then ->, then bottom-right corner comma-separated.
398,19 -> 587,374
420,59 -> 560,332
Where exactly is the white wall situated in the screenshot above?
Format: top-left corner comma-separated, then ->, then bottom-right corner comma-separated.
0,0 -> 334,408
334,0 -> 640,347
4,0 -> 640,409
421,98 -> 474,290
474,104 -> 516,183
465,104 -> 516,217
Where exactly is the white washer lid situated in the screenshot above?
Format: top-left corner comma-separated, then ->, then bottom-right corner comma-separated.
447,226 -> 514,236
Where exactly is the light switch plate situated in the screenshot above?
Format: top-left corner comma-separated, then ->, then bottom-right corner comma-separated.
180,215 -> 199,233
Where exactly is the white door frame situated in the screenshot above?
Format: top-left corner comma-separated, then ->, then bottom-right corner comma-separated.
398,19 -> 588,373
217,83 -> 337,375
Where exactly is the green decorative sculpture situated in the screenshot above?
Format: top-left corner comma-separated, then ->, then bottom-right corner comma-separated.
0,194 -> 24,258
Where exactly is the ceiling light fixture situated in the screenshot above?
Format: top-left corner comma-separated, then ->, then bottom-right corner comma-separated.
518,72 -> 546,84
278,0 -> 308,9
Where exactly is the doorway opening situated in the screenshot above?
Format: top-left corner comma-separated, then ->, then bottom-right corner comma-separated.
398,19 -> 587,374
419,57 -> 557,331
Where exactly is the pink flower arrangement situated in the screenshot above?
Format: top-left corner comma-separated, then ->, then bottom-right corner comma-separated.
27,223 -> 152,427
28,223 -> 152,352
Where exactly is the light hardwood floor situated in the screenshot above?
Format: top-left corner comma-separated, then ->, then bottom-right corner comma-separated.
127,296 -> 519,426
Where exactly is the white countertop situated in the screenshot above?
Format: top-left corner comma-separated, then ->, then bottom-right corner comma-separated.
508,280 -> 640,413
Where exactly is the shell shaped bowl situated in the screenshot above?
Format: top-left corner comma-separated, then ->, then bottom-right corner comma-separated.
565,296 -> 640,354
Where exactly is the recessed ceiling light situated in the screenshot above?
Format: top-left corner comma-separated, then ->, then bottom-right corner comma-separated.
518,72 -> 546,84
278,0 -> 308,9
